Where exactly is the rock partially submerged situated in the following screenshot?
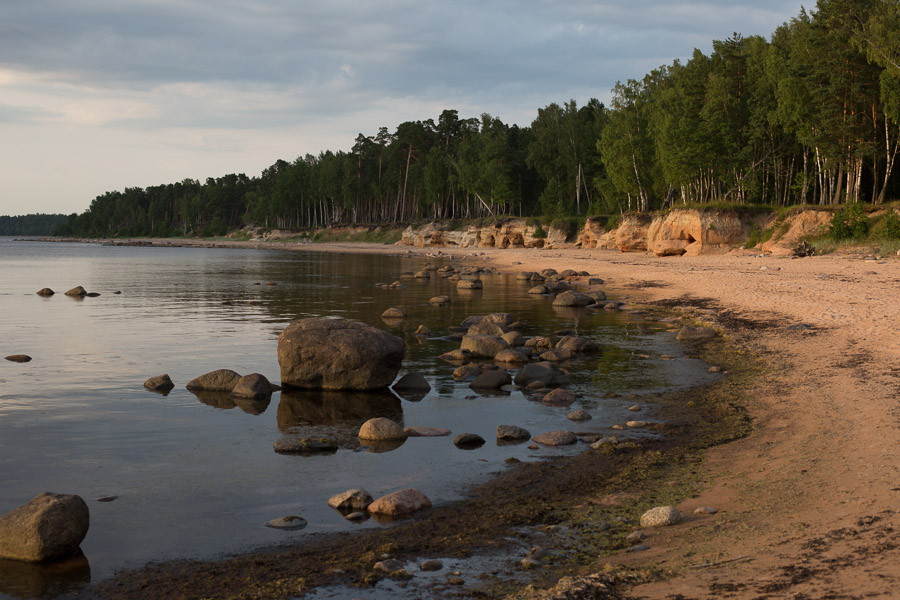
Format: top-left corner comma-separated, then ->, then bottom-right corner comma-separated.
367,488 -> 432,518
4,355 -> 32,363
533,431 -> 578,446
327,489 -> 374,511
36,288 -> 55,297
676,326 -> 718,341
231,373 -> 274,399
497,425 -> 531,440
273,437 -> 339,454
358,417 -> 406,441
64,286 -> 87,297
0,493 -> 89,562
392,372 -> 431,392
187,369 -> 242,392
278,318 -> 404,390
143,374 -> 175,392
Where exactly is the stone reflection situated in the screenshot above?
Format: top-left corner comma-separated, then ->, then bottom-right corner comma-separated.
277,390 -> 403,431
0,553 -> 91,599
190,390 -> 272,415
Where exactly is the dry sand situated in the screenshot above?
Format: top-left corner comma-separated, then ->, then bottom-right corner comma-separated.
306,241 -> 900,599
99,238 -> 900,597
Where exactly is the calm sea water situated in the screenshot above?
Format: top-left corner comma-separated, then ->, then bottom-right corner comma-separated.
0,238 -> 713,598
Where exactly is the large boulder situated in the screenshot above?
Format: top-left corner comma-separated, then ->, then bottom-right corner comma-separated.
277,318 -> 405,390
187,369 -> 242,392
0,493 -> 89,562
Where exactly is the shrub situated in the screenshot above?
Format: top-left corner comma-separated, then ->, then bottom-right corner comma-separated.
532,225 -> 547,239
883,210 -> 900,240
829,204 -> 868,241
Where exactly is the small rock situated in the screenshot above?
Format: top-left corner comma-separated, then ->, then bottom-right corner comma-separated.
639,506 -> 682,528
611,424 -> 625,430
709,366 -> 721,373
273,437 -> 339,454
625,530 -> 649,541
626,544 -> 650,553
328,489 -> 374,511
453,365 -> 482,380
533,431 -> 577,446
392,372 -> 431,392
95,496 -> 118,503
265,515 -> 307,530
447,576 -> 465,585
345,511 -> 367,521
528,444 -> 539,450
457,279 -> 482,290
497,425 -> 531,440
404,427 -> 451,437
4,354 -> 32,363
381,306 -> 408,319
566,409 -> 592,421
494,349 -> 529,364
430,295 -> 451,305
367,488 -> 432,517
36,288 -> 55,297
187,369 -> 242,392
231,373 -> 273,399
470,369 -> 512,389
358,417 -> 407,441
265,281 -> 277,286
590,437 -> 619,449
420,559 -> 443,571
628,405 -> 641,411
374,559 -> 405,573
626,420 -> 649,428
143,374 -> 175,392
454,433 -> 486,449
542,388 -> 576,406
64,286 -> 87,297
694,506 -> 719,515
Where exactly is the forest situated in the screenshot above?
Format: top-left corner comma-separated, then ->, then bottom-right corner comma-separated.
54,0 -> 899,238
0,214 -> 68,236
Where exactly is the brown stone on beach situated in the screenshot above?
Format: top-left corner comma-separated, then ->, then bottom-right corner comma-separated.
0,492 -> 89,562
277,317 -> 404,390
36,288 -> 55,297
358,417 -> 406,441
64,286 -> 87,297
467,320 -> 508,337
524,336 -> 553,352
4,355 -> 32,363
640,506 -> 682,528
452,365 -> 481,380
533,431 -> 577,446
187,369 -> 242,392
367,488 -> 432,517
327,489 -> 374,511
556,336 -> 600,353
551,290 -> 594,307
231,373 -> 273,399
497,425 -> 531,440
515,361 -> 570,387
501,331 -> 524,347
143,373 -> 175,392
440,348 -> 474,363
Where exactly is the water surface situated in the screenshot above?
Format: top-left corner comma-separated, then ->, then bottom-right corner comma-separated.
0,239 -> 713,598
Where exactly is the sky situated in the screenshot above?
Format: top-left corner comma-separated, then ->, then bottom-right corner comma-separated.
0,0 -> 806,216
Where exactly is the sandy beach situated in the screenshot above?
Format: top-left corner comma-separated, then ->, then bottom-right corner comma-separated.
81,237 -> 899,598
313,241 -> 900,598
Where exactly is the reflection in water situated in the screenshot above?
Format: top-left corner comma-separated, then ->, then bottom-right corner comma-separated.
277,390 -> 403,430
189,390 -> 272,415
0,554 -> 90,599
365,438 -> 407,454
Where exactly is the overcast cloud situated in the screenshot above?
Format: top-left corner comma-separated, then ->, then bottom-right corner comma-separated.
0,0 -> 805,215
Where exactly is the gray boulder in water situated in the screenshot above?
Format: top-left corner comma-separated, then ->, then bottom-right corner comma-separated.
0,493 -> 89,562
278,318 -> 405,390
187,369 -> 242,392
231,373 -> 273,399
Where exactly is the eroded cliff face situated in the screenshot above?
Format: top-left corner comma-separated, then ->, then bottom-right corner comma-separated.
398,209 -> 835,256
400,220 -> 565,249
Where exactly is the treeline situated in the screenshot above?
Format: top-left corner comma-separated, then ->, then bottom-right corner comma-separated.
0,214 -> 68,236
56,0 -> 899,238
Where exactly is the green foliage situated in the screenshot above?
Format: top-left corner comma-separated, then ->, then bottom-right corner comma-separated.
881,209 -> 900,239
829,203 -> 869,240
532,225 -> 547,239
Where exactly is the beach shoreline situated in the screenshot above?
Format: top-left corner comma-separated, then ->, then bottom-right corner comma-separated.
60,238 -> 899,598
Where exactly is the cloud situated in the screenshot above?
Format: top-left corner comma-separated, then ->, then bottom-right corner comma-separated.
0,0 -> 805,213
